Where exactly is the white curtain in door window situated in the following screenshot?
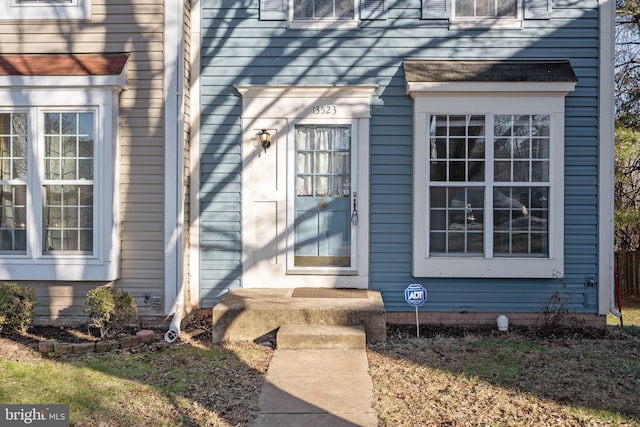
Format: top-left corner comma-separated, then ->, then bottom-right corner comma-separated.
296,128 -> 313,196
296,126 -> 351,197
315,127 -> 330,196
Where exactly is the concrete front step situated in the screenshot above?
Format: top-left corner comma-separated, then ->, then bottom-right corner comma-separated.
277,325 -> 366,349
211,288 -> 386,344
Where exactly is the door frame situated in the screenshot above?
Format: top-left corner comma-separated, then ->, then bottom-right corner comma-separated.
236,85 -> 376,289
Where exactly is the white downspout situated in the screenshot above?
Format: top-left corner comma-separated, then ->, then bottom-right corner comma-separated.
164,0 -> 187,342
600,0 -> 621,319
610,274 -> 622,318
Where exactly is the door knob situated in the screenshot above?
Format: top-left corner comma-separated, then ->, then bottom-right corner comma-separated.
320,199 -> 326,210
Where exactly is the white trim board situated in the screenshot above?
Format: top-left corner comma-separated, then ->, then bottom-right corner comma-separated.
599,0 -> 616,315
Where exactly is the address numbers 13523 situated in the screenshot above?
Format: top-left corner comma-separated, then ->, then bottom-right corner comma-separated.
311,105 -> 338,115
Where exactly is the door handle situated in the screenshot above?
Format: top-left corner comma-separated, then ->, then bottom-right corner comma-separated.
320,199 -> 326,211
351,193 -> 359,224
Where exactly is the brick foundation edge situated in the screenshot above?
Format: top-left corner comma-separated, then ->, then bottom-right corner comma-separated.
385,312 -> 606,328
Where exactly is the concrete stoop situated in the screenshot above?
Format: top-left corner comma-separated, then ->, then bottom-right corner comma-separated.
211,288 -> 386,344
277,325 -> 366,350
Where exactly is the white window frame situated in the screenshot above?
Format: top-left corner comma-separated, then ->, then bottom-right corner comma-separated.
1,0 -> 91,20
0,73 -> 124,281
451,0 -> 523,29
288,0 -> 358,29
409,81 -> 575,278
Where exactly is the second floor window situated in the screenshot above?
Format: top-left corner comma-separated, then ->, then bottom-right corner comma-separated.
294,0 -> 355,20
1,0 -> 90,20
455,0 -> 518,18
260,0 -> 387,27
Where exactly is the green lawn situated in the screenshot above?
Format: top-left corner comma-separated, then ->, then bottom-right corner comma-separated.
369,325 -> 640,426
608,296 -> 640,326
0,341 -> 272,426
1,301 -> 639,426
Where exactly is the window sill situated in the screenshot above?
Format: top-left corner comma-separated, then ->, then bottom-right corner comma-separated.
288,20 -> 359,30
412,256 -> 563,279
0,259 -> 119,281
449,18 -> 522,30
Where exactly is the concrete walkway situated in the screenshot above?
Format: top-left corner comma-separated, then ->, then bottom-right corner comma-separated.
251,348 -> 379,426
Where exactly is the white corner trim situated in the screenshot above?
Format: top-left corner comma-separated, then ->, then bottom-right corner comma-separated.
599,0 -> 616,315
189,0 -> 202,309
164,0 -> 185,315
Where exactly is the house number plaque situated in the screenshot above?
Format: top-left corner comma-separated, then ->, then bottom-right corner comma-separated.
311,105 -> 337,115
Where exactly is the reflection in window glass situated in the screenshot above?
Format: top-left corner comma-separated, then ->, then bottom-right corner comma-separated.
0,113 -> 28,253
428,113 -> 550,257
294,0 -> 354,20
430,186 -> 484,255
45,112 -> 94,181
43,185 -> 93,252
455,0 -> 517,17
43,112 -> 94,253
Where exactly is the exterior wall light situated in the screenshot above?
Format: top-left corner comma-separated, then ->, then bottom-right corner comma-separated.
258,129 -> 271,152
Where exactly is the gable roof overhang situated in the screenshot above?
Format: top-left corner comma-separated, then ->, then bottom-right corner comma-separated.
0,53 -> 129,90
403,60 -> 577,95
0,53 -> 129,76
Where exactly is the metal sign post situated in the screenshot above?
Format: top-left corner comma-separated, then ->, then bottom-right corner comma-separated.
404,284 -> 427,338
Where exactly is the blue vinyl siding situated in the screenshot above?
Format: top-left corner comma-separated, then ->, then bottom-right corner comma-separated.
199,0 -> 602,313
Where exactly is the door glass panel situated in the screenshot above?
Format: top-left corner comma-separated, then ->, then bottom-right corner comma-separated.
294,125 -> 351,268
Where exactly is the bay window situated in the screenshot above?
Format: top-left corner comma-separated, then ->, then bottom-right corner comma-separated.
406,60 -> 576,278
0,74 -> 123,281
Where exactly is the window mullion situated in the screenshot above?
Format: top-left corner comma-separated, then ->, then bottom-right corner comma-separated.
27,107 -> 44,259
485,113 -> 494,259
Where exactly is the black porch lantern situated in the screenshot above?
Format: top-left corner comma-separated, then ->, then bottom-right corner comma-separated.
258,129 -> 271,152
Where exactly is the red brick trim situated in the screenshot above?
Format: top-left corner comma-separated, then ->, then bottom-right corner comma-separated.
0,53 -> 129,76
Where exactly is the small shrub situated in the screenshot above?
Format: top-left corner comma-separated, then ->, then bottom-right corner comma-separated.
83,286 -> 138,338
537,291 -> 586,334
0,282 -> 38,333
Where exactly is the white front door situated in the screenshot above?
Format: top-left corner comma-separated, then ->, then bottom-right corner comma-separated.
238,85 -> 375,289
